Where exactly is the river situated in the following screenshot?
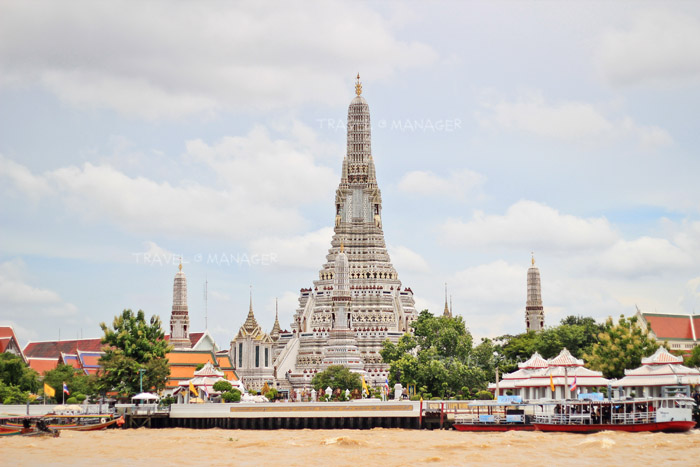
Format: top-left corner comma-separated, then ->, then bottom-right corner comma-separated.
3,428 -> 700,466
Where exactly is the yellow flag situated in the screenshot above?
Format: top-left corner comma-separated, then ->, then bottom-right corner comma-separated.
44,383 -> 56,398
549,374 -> 555,392
361,376 -> 369,396
189,380 -> 197,396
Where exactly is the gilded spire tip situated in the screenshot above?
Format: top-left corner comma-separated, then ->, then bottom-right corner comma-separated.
531,252 -> 535,266
355,73 -> 362,96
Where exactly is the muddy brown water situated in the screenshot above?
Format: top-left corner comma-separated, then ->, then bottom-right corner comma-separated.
3,428 -> 700,466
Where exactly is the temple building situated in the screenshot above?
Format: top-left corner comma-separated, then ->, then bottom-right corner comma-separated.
169,262 -> 191,349
229,292 -> 276,393
635,308 -> 700,353
232,76 -> 418,395
525,255 -> 545,332
490,349 -> 610,400
612,347 -> 700,397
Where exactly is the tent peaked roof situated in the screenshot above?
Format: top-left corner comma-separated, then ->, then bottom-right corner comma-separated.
194,361 -> 224,378
548,348 -> 583,367
642,347 -> 683,365
518,352 -> 548,369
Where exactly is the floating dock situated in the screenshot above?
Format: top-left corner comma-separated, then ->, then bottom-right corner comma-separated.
125,401 -> 427,430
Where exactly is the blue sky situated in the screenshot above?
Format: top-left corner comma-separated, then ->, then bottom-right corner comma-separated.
1,1 -> 699,348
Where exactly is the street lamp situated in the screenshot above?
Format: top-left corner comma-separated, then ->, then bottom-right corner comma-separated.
138,369 -> 146,393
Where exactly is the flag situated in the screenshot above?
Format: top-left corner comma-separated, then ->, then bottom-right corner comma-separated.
384,378 -> 390,393
44,383 -> 55,398
549,374 -> 555,392
189,380 -> 197,396
62,382 -> 70,395
361,376 -> 369,397
570,375 -> 577,393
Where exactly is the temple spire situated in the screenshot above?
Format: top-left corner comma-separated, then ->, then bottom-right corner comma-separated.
242,286 -> 260,333
355,73 -> 362,96
271,297 -> 281,341
169,262 -> 191,349
443,283 -> 452,317
526,254 -> 545,332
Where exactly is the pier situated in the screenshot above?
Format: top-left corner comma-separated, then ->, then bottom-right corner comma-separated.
118,400 -> 469,430
122,400 -> 425,430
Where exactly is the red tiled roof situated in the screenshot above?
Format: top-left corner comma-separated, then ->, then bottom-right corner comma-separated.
27,358 -> 59,374
0,326 -> 17,339
61,353 -> 82,369
164,332 -> 205,348
0,327 -> 24,360
644,314 -> 695,340
24,338 -> 104,359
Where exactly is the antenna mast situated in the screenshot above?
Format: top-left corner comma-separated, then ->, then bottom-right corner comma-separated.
204,275 -> 209,331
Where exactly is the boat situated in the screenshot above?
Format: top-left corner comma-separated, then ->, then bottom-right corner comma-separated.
0,420 -> 60,437
532,396 -> 696,433
2,414 -> 123,432
453,399 -> 535,432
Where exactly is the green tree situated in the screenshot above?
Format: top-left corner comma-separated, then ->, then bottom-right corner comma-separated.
381,311 -> 488,398
495,315 -> 604,365
311,365 -> 362,393
585,315 -> 661,379
98,309 -> 172,397
0,353 -> 40,393
686,345 -> 700,368
212,380 -> 233,393
43,364 -> 96,401
222,388 -> 241,402
0,381 -> 29,404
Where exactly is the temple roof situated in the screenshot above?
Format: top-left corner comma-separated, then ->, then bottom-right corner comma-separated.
642,347 -> 683,365
548,348 -> 583,367
518,352 -> 548,369
640,312 -> 700,341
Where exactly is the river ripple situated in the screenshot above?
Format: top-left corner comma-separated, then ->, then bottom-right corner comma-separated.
3,428 -> 700,466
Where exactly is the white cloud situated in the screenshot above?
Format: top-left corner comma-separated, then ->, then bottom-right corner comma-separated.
0,1 -> 437,119
388,245 -> 431,274
396,169 -> 486,202
476,90 -> 672,148
0,259 -> 77,318
597,9 -> 700,87
185,125 -> 337,206
441,200 -> 618,252
249,227 -> 334,270
0,123 -> 338,240
597,237 -> 692,277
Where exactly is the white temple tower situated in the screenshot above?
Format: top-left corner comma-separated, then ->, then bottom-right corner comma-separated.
287,75 -> 418,390
169,262 -> 191,349
525,255 -> 545,332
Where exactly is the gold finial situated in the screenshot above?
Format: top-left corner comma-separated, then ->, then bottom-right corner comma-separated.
531,252 -> 535,266
355,73 -> 362,96
179,257 -> 183,271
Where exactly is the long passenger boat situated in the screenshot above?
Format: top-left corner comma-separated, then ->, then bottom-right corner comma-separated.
532,396 -> 696,433
453,399 -> 535,432
2,414 -> 123,432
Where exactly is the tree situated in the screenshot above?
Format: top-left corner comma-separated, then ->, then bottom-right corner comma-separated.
43,364 -> 95,401
0,381 -> 29,404
585,314 -> 661,379
98,309 -> 172,397
212,380 -> 233,393
381,311 -> 488,398
311,365 -> 362,393
222,388 -> 241,402
0,353 -> 39,393
495,315 -> 604,366
686,345 -> 700,368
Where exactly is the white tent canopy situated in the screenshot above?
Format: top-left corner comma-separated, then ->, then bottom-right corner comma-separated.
132,392 -> 160,401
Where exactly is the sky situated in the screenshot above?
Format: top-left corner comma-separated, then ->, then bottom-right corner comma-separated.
1,1 -> 699,349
